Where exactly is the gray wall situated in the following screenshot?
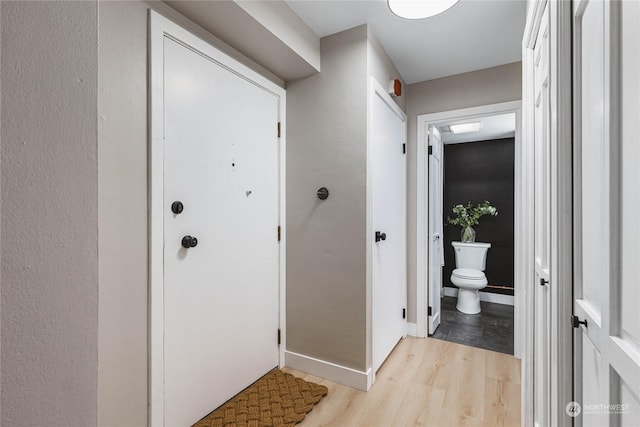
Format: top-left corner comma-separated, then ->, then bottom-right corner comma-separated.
367,27 -> 407,112
286,25 -> 405,372
406,62 -> 522,323
97,2 -> 148,425
286,25 -> 369,371
1,2 -> 99,425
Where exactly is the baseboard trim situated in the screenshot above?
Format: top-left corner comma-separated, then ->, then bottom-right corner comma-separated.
407,322 -> 417,337
284,350 -> 372,391
443,287 -> 514,306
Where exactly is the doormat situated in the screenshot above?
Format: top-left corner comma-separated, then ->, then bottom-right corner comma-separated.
193,369 -> 328,427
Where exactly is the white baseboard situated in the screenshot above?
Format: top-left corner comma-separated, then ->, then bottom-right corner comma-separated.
407,322 -> 417,337
443,287 -> 514,306
284,350 -> 372,391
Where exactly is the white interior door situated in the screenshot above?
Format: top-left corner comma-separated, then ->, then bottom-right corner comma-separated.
533,5 -> 552,427
162,36 -> 281,426
572,1 -> 640,425
427,126 -> 444,335
371,79 -> 407,372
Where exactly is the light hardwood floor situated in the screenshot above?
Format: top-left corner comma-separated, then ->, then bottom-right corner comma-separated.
283,337 -> 521,427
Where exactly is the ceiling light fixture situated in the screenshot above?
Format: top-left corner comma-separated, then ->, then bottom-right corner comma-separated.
388,0 -> 459,20
450,122 -> 482,134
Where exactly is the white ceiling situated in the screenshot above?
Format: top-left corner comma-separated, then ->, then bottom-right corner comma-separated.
285,0 -> 526,84
436,112 -> 516,144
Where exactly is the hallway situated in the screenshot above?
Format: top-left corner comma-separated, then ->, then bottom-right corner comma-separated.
285,337 -> 521,426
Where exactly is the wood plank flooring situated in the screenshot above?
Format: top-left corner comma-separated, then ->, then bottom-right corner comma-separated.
283,337 -> 521,427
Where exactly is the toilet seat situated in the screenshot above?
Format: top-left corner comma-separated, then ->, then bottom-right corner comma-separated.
452,268 -> 485,280
450,268 -> 487,294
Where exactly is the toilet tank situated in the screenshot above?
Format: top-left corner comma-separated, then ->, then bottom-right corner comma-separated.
452,242 -> 491,271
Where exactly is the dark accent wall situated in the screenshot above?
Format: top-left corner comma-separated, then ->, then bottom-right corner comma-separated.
443,138 -> 514,295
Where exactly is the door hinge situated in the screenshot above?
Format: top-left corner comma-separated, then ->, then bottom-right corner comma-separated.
428,145 -> 433,155
402,308 -> 406,319
428,306 -> 432,316
402,143 -> 406,154
277,122 -> 281,138
277,226 -> 281,242
277,328 -> 281,345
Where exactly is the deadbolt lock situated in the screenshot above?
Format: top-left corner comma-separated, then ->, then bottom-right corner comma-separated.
171,201 -> 184,214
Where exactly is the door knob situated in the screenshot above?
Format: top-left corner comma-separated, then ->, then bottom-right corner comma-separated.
571,315 -> 587,329
375,231 -> 387,242
181,235 -> 198,248
540,278 -> 549,286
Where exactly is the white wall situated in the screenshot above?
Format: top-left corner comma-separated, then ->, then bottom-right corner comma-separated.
406,62 -> 522,323
1,2 -> 99,425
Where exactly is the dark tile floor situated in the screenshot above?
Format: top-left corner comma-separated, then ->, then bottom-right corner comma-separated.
431,296 -> 514,355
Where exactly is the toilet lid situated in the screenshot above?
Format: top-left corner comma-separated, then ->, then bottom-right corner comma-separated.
452,268 -> 485,280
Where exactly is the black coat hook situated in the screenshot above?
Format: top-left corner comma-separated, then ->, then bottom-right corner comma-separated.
317,187 -> 329,200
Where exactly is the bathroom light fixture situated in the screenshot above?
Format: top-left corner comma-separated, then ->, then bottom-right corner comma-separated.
450,122 -> 482,134
388,0 -> 459,20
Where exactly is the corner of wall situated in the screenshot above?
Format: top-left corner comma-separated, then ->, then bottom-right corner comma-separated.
366,26 -> 407,112
286,24 -> 369,377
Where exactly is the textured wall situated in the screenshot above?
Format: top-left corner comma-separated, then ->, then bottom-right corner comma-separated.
406,62 -> 522,323
1,2 -> 99,425
286,25 -> 369,371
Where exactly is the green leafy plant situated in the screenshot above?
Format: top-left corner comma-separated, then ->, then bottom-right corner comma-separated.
447,201 -> 498,228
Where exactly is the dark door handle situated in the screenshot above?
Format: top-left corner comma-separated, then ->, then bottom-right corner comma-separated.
375,231 -> 387,242
540,278 -> 549,286
181,235 -> 198,248
571,315 -> 587,329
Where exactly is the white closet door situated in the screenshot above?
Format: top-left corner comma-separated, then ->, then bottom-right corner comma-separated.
532,4 -> 552,427
572,1 -> 640,425
371,79 -> 407,372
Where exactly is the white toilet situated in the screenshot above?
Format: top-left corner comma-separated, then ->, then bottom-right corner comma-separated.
450,241 -> 491,314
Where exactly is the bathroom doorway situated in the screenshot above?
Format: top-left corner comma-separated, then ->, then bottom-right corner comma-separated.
416,101 -> 523,358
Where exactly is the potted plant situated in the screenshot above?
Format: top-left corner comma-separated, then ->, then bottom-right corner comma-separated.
447,201 -> 498,243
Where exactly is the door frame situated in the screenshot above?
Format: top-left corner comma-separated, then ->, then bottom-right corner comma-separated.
148,10 -> 287,426
521,0 -> 573,425
416,100 -> 522,342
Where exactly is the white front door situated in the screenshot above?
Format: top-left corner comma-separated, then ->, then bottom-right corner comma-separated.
428,126 -> 444,335
371,79 -> 407,372
533,5 -> 552,426
162,36 -> 281,426
572,1 -> 640,424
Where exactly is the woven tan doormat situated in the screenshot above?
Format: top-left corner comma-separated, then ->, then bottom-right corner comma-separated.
193,369 -> 328,427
